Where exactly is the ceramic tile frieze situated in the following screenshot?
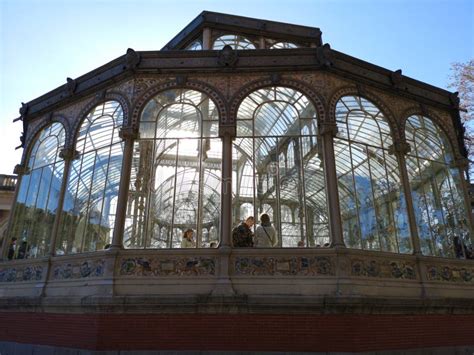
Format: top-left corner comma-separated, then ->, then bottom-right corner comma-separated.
52,259 -> 105,280
426,264 -> 474,283
119,257 -> 216,276
233,256 -> 334,276
351,259 -> 416,279
0,264 -> 44,283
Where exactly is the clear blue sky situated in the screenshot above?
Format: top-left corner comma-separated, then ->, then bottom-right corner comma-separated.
1,0 -> 473,174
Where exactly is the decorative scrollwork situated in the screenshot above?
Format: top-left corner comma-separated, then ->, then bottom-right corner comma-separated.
351,259 -> 416,279
234,256 -> 334,276
119,257 -> 216,276
427,265 -> 474,283
0,264 -> 43,283
53,260 -> 105,280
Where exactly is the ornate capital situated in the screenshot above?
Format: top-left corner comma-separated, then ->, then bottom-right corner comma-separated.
316,43 -> 332,67
119,127 -> 139,141
217,45 -> 238,67
318,121 -> 338,137
450,157 -> 469,170
13,164 -> 29,176
219,125 -> 236,139
59,148 -> 80,161
388,141 -> 411,156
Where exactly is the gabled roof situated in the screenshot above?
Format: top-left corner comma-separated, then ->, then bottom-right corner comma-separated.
162,11 -> 322,50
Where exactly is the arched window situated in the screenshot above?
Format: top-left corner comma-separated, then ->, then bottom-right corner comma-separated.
185,40 -> 202,50
270,42 -> 298,49
213,34 -> 256,50
335,96 -> 411,253
126,89 -> 221,249
56,101 -> 123,254
405,115 -> 471,258
234,86 -> 328,247
8,122 -> 65,259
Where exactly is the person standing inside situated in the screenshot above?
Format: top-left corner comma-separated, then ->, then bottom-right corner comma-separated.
181,229 -> 196,248
255,213 -> 278,248
7,237 -> 17,260
232,216 -> 255,247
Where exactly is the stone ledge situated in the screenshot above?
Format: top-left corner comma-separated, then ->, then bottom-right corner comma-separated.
1,294 -> 474,315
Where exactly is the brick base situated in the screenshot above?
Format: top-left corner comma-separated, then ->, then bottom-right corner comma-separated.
1,313 -> 473,352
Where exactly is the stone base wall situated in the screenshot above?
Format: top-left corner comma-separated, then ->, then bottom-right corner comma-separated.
1,312 -> 473,353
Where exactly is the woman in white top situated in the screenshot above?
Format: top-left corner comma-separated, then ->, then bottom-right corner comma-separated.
255,213 -> 278,247
181,229 -> 196,248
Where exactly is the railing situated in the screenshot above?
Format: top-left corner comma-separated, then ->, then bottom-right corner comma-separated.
0,175 -> 17,191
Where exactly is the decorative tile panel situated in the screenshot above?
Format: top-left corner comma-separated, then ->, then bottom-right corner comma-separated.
426,264 -> 474,283
119,257 -> 216,276
0,264 -> 44,283
53,259 -> 105,280
234,256 -> 334,276
351,259 -> 416,280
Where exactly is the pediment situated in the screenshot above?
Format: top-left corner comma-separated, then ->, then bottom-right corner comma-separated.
162,11 -> 322,50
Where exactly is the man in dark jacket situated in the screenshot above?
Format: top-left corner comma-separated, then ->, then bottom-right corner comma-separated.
232,216 -> 255,247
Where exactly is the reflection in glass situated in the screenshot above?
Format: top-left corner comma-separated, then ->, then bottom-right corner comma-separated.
8,123 -> 66,259
335,96 -> 411,253
213,34 -> 256,50
406,115 -> 471,258
233,86 -> 328,247
126,89 -> 221,248
56,101 -> 123,254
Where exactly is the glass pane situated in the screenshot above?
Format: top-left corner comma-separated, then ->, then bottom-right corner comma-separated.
406,114 -> 471,258
8,123 -> 65,260
270,42 -> 298,49
335,95 -> 410,254
57,101 -> 123,255
233,86 -> 327,248
213,34 -> 256,50
126,90 -> 222,249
